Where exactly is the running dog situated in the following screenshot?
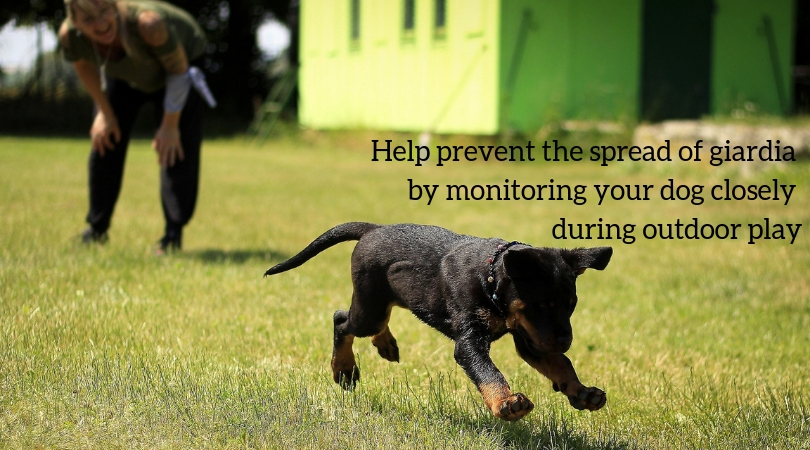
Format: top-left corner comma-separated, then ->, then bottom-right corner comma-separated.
264,222 -> 612,421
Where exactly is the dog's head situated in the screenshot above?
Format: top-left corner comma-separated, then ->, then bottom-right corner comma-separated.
502,246 -> 612,355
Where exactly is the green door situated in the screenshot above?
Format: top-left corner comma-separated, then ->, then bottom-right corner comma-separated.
640,0 -> 714,121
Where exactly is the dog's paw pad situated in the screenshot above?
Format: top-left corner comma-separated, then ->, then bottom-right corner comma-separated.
568,386 -> 606,411
496,393 -> 534,421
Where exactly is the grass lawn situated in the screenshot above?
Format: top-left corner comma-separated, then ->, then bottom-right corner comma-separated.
0,132 -> 808,449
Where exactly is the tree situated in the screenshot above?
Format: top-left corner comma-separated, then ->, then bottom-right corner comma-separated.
172,0 -> 294,123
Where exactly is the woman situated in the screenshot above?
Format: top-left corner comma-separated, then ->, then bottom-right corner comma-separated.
59,0 -> 215,253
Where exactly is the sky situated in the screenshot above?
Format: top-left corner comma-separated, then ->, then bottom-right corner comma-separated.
0,22 -> 57,71
0,18 -> 290,72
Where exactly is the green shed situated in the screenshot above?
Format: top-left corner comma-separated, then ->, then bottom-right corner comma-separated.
298,0 -> 796,134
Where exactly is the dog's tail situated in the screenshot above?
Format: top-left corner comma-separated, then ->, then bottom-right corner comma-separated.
264,222 -> 381,276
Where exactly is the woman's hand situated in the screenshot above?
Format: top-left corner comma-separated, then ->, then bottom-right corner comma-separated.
153,119 -> 184,168
90,111 -> 121,156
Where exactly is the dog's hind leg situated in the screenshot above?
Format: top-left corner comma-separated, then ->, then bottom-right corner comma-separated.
332,287 -> 400,389
331,254 -> 407,388
370,306 -> 399,362
332,310 -> 359,390
332,304 -> 396,389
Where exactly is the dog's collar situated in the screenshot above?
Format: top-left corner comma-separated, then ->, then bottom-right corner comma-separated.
485,241 -> 525,316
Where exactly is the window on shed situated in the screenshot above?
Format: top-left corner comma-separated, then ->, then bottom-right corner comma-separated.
434,0 -> 446,38
404,0 -> 416,31
350,0 -> 361,42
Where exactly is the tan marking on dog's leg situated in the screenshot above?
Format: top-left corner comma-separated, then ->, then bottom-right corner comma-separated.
331,334 -> 358,389
531,353 -> 606,411
530,353 -> 581,390
479,382 -> 534,421
371,326 -> 399,362
480,382 -> 511,413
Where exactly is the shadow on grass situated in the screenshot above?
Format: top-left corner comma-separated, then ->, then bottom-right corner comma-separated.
183,248 -> 289,266
352,373 -> 631,449
459,415 -> 630,450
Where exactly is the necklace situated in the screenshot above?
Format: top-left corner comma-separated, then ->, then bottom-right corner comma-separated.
91,41 -> 113,90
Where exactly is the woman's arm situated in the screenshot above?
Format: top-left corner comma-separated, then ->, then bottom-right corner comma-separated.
139,10 -> 189,168
60,22 -> 121,155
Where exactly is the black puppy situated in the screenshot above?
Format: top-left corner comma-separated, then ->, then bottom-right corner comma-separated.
264,222 -> 612,421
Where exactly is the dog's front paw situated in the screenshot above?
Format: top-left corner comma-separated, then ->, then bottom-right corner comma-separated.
567,386 -> 606,411
493,393 -> 535,421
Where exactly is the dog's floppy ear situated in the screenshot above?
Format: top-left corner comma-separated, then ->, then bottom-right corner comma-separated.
503,247 -> 552,280
563,247 -> 613,275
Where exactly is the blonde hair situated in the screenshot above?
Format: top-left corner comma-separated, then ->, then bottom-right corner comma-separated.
64,0 -> 142,60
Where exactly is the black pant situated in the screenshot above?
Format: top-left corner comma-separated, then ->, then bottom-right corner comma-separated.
86,77 -> 203,236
